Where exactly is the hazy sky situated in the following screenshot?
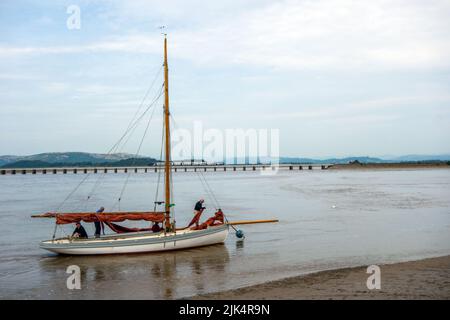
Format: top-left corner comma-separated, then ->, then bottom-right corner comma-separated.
1,0 -> 449,158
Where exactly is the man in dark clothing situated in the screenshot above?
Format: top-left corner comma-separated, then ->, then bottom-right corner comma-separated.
152,222 -> 161,233
72,222 -> 88,239
94,206 -> 105,238
194,199 -> 205,212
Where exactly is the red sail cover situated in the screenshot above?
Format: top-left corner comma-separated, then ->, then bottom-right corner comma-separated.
103,221 -> 155,233
191,210 -> 225,230
52,212 -> 165,225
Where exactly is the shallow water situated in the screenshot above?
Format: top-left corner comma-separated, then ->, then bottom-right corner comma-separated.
0,169 -> 449,299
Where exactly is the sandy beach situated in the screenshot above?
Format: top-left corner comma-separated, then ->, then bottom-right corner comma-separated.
192,255 -> 450,300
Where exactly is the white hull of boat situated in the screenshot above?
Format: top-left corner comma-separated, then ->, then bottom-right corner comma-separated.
40,224 -> 229,255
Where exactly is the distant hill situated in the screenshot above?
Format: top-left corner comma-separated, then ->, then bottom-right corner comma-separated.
1,152 -> 449,167
0,152 -> 145,166
225,156 -> 387,164
0,152 -> 157,168
225,155 -> 450,164
388,154 -> 450,162
279,156 -> 386,164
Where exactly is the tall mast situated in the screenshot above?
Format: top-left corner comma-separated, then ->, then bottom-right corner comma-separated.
163,35 -> 172,231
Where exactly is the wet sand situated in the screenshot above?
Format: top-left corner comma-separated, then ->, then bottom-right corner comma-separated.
192,255 -> 450,300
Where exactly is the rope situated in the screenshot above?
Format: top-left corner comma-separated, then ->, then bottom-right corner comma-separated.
116,84 -> 163,155
110,93 -> 160,210
53,173 -> 91,212
196,171 -> 217,210
121,65 -> 163,138
154,114 -> 165,211
198,170 -> 221,208
169,112 -> 222,212
86,85 -> 164,205
53,66 -> 164,212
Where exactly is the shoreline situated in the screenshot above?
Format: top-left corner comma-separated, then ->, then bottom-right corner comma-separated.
329,163 -> 450,170
191,255 -> 450,300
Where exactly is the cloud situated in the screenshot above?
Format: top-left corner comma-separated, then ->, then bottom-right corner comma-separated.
0,35 -> 160,56
1,0 -> 449,71
261,94 -> 450,122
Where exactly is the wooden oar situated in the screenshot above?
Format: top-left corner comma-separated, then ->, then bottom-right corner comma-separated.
226,219 -> 279,225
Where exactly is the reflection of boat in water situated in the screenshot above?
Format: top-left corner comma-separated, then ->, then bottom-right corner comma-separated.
32,34 -> 277,256
40,242 -> 230,269
39,244 -> 230,299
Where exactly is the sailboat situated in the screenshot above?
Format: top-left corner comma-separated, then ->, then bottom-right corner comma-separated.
33,35 -> 277,255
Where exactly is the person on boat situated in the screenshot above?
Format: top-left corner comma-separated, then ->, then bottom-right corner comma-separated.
72,222 -> 88,239
194,199 -> 205,211
192,209 -> 225,230
152,222 -> 161,233
188,199 -> 205,228
94,206 -> 105,238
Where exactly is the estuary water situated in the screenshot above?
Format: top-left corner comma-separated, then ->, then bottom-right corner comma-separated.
0,168 -> 449,299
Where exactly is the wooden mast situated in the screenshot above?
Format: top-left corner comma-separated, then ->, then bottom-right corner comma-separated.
163,35 -> 172,231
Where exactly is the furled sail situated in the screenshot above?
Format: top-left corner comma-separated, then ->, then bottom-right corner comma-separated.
32,211 -> 165,224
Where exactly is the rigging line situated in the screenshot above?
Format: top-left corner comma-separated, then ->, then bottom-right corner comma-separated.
194,167 -> 217,209
197,170 -> 220,209
199,170 -> 221,208
106,66 -> 163,156
170,169 -> 175,223
107,84 -> 165,155
196,170 -> 215,209
169,131 -> 175,224
122,64 -> 163,137
168,112 -> 221,209
53,173 -> 91,212
154,113 -> 165,211
54,82 -> 165,212
116,83 -> 165,154
113,95 -> 159,209
86,87 -> 165,201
